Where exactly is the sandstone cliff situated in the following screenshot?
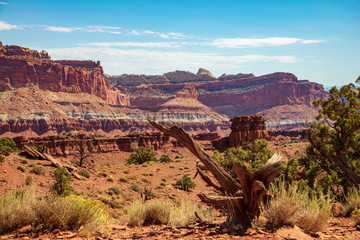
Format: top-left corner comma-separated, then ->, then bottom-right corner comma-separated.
114,71 -> 328,130
0,43 -> 129,106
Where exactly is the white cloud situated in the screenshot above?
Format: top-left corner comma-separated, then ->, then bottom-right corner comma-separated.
0,21 -> 19,31
42,25 -> 121,34
0,2 -> 8,4
46,47 -> 299,75
44,26 -> 76,32
209,37 -> 324,48
78,42 -> 186,48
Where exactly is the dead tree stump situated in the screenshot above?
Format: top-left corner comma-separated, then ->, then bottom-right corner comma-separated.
148,120 -> 283,226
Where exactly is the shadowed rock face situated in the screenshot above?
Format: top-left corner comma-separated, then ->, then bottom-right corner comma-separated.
0,44 -> 129,106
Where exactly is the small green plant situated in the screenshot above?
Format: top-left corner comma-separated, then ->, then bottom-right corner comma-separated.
78,169 -> 90,178
52,167 -> 72,197
175,174 -> 196,191
107,176 -> 114,182
32,165 -> 44,175
126,147 -> 157,165
142,178 -> 150,184
159,154 -> 173,163
65,132 -> 72,136
0,137 -> 17,162
119,177 -> 128,183
130,184 -> 141,193
169,165 -> 175,169
108,186 -> 122,195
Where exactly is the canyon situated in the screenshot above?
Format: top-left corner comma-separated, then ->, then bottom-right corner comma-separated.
0,42 -> 328,138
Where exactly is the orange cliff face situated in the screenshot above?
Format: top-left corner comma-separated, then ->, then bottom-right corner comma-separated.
0,44 -> 129,106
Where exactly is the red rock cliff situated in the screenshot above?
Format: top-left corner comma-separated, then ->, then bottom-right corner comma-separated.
0,44 -> 129,106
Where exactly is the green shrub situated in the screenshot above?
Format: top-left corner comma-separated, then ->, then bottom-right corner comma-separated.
130,184 -> 141,193
126,147 -> 157,165
0,138 -> 17,162
119,177 -> 128,183
175,174 -> 196,191
159,154 -> 173,163
108,186 -> 122,195
52,167 -> 72,197
32,165 -> 44,175
78,169 -> 90,178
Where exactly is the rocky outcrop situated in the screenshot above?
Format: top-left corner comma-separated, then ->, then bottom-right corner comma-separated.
227,115 -> 269,148
0,44 -> 129,106
13,133 -> 176,156
104,68 -> 217,86
116,71 -> 328,129
212,115 -> 269,149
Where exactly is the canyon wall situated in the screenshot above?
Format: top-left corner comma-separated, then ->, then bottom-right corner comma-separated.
0,43 -> 129,106
13,133 -> 176,156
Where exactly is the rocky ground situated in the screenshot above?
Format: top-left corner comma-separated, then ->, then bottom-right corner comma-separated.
1,137 -> 360,239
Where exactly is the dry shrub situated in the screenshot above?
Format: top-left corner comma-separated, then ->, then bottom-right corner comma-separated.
0,186 -> 36,234
342,187 -> 360,216
128,199 -> 197,227
260,179 -> 332,233
0,187 -> 108,234
34,195 -> 108,232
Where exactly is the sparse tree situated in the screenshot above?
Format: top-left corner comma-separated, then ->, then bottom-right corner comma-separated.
74,139 -> 93,167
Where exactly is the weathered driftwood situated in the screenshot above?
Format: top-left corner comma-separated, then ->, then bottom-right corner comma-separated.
148,120 -> 283,226
23,145 -> 81,180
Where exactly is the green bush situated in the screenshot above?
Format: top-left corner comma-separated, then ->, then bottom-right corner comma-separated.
78,169 -> 90,178
213,139 -> 273,177
126,147 -> 157,165
159,154 -> 173,163
52,167 -> 72,197
0,138 -> 17,162
175,174 -> 196,191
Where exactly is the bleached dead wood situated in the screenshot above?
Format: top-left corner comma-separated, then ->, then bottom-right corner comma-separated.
148,120 -> 283,226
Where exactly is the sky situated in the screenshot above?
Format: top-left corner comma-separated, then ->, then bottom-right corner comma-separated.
0,0 -> 359,86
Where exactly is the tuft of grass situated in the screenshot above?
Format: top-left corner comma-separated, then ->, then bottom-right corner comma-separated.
259,179 -> 332,233
107,176 -> 114,182
130,184 -> 141,193
0,186 -> 37,234
342,187 -> 360,216
119,177 -> 128,183
78,169 -> 90,179
0,187 -> 108,234
127,199 -> 196,227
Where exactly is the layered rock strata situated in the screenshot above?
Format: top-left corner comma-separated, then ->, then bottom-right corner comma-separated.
0,43 -> 129,105
13,133 -> 176,156
212,115 -> 269,149
114,71 -> 328,129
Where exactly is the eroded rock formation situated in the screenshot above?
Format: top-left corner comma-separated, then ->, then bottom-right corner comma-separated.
0,43 -> 129,105
13,133 -> 176,156
212,115 -> 269,149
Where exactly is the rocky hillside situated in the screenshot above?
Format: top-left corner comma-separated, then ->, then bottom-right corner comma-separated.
111,70 -> 328,130
0,43 -> 129,106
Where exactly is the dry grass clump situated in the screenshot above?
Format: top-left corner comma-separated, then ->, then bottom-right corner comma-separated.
34,195 -> 108,232
342,187 -> 360,216
0,186 -> 36,234
260,179 -> 332,233
127,199 -> 197,227
0,186 -> 108,234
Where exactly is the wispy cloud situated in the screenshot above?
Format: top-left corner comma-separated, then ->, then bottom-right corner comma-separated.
0,21 -> 19,31
208,37 -> 325,48
0,2 -> 8,4
46,47 -> 299,75
78,42 -> 187,48
42,25 -> 122,34
125,29 -> 190,39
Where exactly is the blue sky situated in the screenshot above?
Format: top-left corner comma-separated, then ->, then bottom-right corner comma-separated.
0,0 -> 359,86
